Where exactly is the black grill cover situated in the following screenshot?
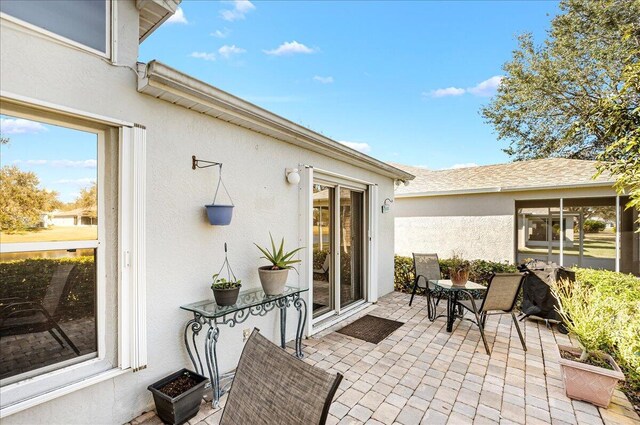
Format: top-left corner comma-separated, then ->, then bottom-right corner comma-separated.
518,260 -> 575,322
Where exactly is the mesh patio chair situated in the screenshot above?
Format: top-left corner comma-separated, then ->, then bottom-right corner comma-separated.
0,263 -> 81,355
220,329 -> 343,425
409,253 -> 443,320
456,273 -> 527,355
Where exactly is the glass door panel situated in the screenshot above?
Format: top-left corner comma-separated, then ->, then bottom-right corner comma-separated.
312,184 -> 334,318
339,188 -> 363,309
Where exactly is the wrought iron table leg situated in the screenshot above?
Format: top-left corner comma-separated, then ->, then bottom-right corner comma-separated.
184,316 -> 204,375
280,302 -> 287,349
204,323 -> 221,408
294,296 -> 307,358
446,293 -> 455,332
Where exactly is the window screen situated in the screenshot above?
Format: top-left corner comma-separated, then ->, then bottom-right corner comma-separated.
1,0 -> 107,53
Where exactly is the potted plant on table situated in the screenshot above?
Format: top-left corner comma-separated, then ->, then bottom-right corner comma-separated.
148,369 -> 209,425
255,234 -> 304,295
552,278 -> 625,408
211,274 -> 241,306
448,254 -> 470,286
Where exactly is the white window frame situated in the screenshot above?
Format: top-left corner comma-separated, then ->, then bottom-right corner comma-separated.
0,93 -> 146,418
0,0 -> 113,59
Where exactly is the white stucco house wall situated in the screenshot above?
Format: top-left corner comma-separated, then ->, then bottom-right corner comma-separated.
0,1 -> 413,423
393,159 -> 639,275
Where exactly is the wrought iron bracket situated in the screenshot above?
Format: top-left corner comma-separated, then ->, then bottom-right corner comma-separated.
192,155 -> 221,170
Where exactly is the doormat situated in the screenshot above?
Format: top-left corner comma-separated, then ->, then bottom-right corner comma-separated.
336,315 -> 404,344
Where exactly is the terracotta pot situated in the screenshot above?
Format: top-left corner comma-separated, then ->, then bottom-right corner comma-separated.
450,269 -> 469,286
557,345 -> 625,408
258,267 -> 289,295
212,285 -> 240,306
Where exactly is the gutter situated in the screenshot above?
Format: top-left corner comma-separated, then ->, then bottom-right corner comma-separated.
395,180 -> 617,198
136,61 -> 415,182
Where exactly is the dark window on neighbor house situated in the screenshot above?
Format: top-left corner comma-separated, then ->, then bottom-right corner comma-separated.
0,0 -> 108,54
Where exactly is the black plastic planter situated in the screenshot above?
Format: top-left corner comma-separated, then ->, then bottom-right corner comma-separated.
148,368 -> 209,425
212,285 -> 241,306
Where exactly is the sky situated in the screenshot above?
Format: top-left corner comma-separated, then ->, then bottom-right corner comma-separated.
0,1 -> 560,202
139,0 -> 560,169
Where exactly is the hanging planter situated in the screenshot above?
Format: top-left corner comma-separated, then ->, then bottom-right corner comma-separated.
193,156 -> 235,225
211,243 -> 242,306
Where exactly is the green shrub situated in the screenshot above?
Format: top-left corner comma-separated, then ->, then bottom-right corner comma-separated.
583,219 -> 607,233
0,257 -> 95,320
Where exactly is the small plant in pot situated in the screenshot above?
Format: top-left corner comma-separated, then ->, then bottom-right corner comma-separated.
552,278 -> 625,408
211,274 -> 241,306
255,234 -> 304,295
448,254 -> 470,286
148,368 -> 209,425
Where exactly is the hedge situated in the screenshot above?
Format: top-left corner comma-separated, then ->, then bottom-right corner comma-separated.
0,257 -> 95,320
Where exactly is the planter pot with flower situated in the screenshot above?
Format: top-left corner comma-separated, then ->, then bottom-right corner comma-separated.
255,234 -> 304,295
552,278 -> 626,408
448,254 -> 470,286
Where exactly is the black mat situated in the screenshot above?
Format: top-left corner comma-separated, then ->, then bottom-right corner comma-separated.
336,315 -> 404,344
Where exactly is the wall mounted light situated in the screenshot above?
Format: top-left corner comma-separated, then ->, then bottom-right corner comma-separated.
285,168 -> 300,185
382,198 -> 393,213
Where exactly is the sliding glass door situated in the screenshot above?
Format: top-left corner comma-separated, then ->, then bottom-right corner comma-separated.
312,182 -> 366,320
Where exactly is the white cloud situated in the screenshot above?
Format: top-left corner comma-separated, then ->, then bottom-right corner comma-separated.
0,118 -> 47,135
264,41 -> 315,56
166,7 -> 188,24
425,87 -> 466,98
444,163 -> 479,169
51,159 -> 97,168
13,159 -> 48,165
54,178 -> 96,186
190,51 -> 216,61
220,0 -> 255,21
467,75 -> 503,96
218,44 -> 246,59
313,75 -> 334,84
339,141 -> 371,153
211,28 -> 231,38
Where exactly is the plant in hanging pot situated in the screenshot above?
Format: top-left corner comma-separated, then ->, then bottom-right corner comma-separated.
255,234 -> 304,296
211,275 -> 241,306
448,254 -> 470,286
552,278 -> 625,408
147,368 -> 209,425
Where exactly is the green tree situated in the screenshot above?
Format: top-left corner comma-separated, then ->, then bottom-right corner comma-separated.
70,182 -> 97,218
482,0 -> 639,219
0,166 -> 61,232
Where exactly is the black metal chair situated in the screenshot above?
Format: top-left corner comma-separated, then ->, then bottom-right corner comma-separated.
409,253 -> 444,320
0,263 -> 81,355
456,273 -> 527,355
220,329 -> 343,425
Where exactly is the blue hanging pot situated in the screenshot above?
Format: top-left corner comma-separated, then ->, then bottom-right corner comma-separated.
205,204 -> 234,225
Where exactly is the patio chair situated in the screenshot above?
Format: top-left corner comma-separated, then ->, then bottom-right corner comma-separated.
456,273 -> 527,355
0,263 -> 81,355
313,254 -> 330,281
220,329 -> 343,425
409,253 -> 443,319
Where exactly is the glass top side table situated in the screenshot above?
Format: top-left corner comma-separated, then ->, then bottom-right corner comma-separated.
428,280 -> 487,332
181,286 -> 308,407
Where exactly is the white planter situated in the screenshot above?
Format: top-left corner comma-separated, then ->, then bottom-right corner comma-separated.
258,267 -> 289,295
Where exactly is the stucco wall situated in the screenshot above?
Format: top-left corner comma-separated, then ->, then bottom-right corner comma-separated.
394,187 -> 620,263
0,3 -> 396,423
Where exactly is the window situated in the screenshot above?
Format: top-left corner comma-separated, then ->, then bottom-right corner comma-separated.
0,97 -> 146,416
0,0 -> 110,56
1,114 -> 100,385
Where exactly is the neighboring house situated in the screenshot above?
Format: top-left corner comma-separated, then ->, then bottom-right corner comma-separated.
50,207 -> 98,226
393,159 -> 639,275
0,1 -> 413,423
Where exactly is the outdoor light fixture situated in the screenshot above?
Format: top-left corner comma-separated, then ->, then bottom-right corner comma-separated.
285,168 -> 300,185
382,198 -> 393,213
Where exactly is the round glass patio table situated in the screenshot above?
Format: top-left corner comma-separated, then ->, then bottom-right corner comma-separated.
427,280 -> 487,332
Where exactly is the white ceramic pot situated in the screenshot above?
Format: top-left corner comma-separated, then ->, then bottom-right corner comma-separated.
258,267 -> 289,295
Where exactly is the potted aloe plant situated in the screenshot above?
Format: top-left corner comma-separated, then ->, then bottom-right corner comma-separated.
255,234 -> 304,295
211,274 -> 241,306
448,254 -> 470,286
552,278 -> 625,408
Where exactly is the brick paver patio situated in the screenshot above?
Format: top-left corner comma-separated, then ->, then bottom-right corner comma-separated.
130,291 -> 639,425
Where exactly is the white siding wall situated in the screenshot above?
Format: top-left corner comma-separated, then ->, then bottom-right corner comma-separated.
0,3 -> 396,423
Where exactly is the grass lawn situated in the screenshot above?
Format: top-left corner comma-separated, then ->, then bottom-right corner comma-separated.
519,232 -> 616,258
0,226 -> 97,243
